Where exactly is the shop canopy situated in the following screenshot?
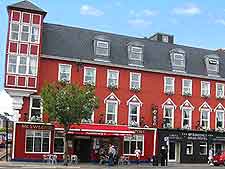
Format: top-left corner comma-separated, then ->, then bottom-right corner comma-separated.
54,123 -> 135,136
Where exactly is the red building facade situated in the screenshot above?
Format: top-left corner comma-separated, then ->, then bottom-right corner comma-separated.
4,1 -> 225,163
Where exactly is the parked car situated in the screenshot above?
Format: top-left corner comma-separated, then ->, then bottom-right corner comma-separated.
213,151 -> 225,166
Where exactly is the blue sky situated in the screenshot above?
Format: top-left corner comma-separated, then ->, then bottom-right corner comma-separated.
1,0 -> 225,89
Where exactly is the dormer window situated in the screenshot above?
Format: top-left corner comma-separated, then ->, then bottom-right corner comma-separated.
94,35 -> 110,62
208,58 -> 219,72
128,41 -> 144,67
205,55 -> 219,76
96,40 -> 109,56
130,46 -> 143,61
170,48 -> 186,72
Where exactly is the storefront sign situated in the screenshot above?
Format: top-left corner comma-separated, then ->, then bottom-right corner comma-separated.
134,130 -> 144,134
187,133 -> 207,141
21,124 -> 53,130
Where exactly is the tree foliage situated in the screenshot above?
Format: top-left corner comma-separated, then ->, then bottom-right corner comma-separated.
41,81 -> 99,165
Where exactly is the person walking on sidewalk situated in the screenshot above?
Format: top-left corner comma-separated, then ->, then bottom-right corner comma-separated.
134,147 -> 141,165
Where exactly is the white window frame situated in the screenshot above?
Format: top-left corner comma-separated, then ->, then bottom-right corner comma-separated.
163,105 -> 174,128
215,110 -> 224,129
18,55 -> 28,75
29,95 -> 42,121
7,55 -> 17,74
199,142 -> 207,155
30,25 -> 40,43
25,130 -> 51,153
53,131 -> 64,154
130,72 -> 141,90
182,79 -> 192,96
20,24 -> 30,42
130,46 -> 143,61
83,67 -> 96,85
201,81 -> 210,97
58,64 -> 72,82
207,58 -> 219,72
128,102 -> 141,127
95,40 -> 109,56
181,107 -> 192,129
9,22 -> 20,41
123,134 -> 144,156
186,142 -> 193,155
164,77 -> 175,94
216,83 -> 224,98
173,53 -> 185,67
107,69 -> 119,88
105,100 -> 118,124
200,109 -> 210,130
28,56 -> 38,76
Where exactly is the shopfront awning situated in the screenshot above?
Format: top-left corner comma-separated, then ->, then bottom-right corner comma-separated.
54,123 -> 134,136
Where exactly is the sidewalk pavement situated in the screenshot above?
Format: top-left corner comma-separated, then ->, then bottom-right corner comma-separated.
0,161 -> 211,168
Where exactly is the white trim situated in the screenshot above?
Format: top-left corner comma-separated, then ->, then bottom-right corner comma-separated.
29,95 -> 43,121
58,64 -> 72,82
20,23 -> 30,43
180,100 -> 194,110
30,25 -> 40,44
30,44 -> 39,56
162,98 -> 176,109
107,69 -> 119,87
129,72 -> 141,89
83,67 -> 96,85
22,12 -> 31,23
104,92 -> 120,104
123,134 -> 144,156
9,22 -> 20,42
41,54 -> 225,82
128,102 -> 141,127
32,14 -> 42,26
214,103 -> 225,111
27,76 -> 37,89
25,129 -> 51,154
200,109 -> 211,130
7,54 -> 17,74
182,79 -> 192,96
164,76 -> 175,94
215,110 -> 224,129
163,105 -> 175,128
17,75 -> 27,87
6,74 -> 16,87
199,101 -> 212,112
126,95 -> 143,106
105,100 -> 118,124
10,10 -> 21,23
216,83 -> 225,98
8,41 -> 18,54
186,141 -> 193,155
153,129 -> 157,155
181,107 -> 192,129
130,46 -> 143,61
201,81 -> 210,97
19,43 -> 29,55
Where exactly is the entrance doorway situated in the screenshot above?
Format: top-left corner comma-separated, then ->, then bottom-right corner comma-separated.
168,141 -> 180,163
74,138 -> 91,162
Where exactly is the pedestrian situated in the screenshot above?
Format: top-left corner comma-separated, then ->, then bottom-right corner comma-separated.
160,146 -> 166,166
134,147 -> 141,165
108,144 -> 114,166
208,147 -> 213,166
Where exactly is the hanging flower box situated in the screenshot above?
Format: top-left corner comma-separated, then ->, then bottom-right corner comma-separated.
130,87 -> 141,92
108,84 -> 118,91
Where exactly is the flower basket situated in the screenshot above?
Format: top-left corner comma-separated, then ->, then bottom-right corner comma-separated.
130,87 -> 141,92
165,91 -> 174,96
201,94 -> 210,98
108,84 -> 118,91
182,92 -> 192,97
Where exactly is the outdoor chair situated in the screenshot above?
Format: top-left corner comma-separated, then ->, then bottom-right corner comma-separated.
70,154 -> 78,165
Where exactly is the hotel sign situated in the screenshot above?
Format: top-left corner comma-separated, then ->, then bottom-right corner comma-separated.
21,124 -> 53,130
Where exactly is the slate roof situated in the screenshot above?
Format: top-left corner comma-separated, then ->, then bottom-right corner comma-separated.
42,23 -> 225,79
7,0 -> 46,15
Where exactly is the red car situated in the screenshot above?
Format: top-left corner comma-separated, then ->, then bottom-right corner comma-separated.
213,151 -> 225,166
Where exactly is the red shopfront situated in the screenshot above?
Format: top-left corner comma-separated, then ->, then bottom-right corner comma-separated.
12,122 -> 156,162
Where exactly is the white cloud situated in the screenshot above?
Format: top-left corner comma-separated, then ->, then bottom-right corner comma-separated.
80,5 -> 104,16
216,19 -> 225,26
128,19 -> 151,28
129,9 -> 158,17
173,4 -> 201,16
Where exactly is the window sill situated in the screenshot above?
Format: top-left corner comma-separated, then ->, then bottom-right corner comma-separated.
25,152 -> 50,154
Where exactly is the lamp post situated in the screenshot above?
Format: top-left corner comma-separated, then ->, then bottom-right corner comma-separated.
3,112 -> 11,162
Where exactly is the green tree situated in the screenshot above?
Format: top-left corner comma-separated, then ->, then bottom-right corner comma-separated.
41,81 -> 99,165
